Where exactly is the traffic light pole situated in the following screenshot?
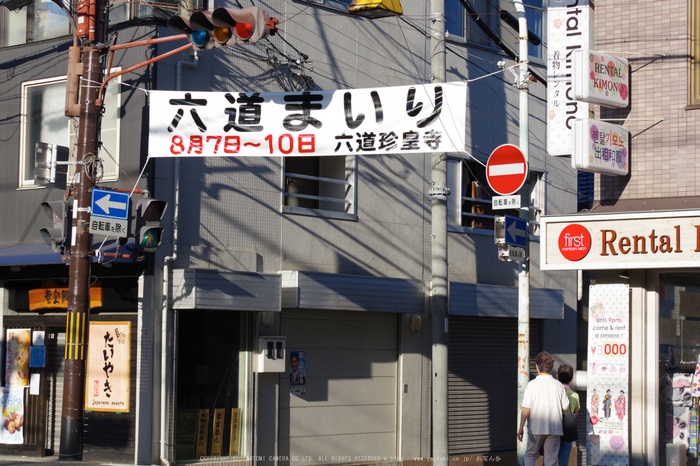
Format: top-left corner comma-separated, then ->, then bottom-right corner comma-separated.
59,47 -> 102,461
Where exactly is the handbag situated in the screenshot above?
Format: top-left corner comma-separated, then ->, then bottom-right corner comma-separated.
562,411 -> 578,442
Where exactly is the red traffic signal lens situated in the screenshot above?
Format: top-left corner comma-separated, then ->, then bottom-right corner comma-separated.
235,22 -> 252,40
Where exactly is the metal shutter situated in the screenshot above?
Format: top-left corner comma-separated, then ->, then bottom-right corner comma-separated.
448,316 -> 542,454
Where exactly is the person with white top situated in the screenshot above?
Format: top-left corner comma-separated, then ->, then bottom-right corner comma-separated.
517,351 -> 570,466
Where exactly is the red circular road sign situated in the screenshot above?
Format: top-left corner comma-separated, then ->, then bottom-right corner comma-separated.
486,144 -> 528,195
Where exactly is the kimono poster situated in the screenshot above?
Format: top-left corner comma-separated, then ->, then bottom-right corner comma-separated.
0,387 -> 24,444
148,83 -> 467,158
5,329 -> 30,387
587,284 -> 629,465
85,322 -> 131,412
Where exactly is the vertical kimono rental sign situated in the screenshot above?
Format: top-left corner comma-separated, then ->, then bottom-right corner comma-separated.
148,83 -> 466,158
85,322 -> 131,412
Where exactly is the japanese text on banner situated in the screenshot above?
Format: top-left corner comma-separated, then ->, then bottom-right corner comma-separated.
149,83 -> 466,158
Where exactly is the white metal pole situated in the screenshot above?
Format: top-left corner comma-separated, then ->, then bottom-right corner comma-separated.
513,0 -> 531,464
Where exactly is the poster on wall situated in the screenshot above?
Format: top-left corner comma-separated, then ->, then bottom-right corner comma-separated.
587,284 -> 630,465
85,322 -> 131,412
5,329 -> 30,387
290,351 -> 306,396
0,387 -> 25,444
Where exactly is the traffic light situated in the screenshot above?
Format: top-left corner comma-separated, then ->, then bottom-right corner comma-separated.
40,200 -> 72,253
167,6 -> 278,50
135,198 -> 167,252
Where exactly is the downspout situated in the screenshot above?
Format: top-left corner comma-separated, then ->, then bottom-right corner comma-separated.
160,52 -> 198,466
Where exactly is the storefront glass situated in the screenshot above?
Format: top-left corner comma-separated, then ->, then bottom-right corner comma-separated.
658,272 -> 700,465
175,310 -> 249,462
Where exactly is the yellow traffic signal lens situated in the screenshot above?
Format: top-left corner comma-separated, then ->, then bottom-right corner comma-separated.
235,22 -> 252,40
213,26 -> 231,44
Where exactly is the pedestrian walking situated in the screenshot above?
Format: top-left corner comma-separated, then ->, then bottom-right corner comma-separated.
517,351 -> 570,466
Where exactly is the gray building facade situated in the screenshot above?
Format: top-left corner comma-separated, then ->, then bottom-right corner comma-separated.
0,0 -> 578,464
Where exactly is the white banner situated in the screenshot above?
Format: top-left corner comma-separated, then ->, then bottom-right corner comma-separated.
149,83 -> 466,158
587,283 -> 630,465
546,0 -> 594,156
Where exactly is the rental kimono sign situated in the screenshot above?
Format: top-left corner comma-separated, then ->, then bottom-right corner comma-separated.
148,83 -> 466,158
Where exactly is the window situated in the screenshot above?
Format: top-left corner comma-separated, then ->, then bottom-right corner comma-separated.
283,156 -> 357,220
20,75 -> 121,188
524,0 -> 544,60
0,1 -> 69,47
445,0 -> 498,47
691,0 -> 700,107
446,157 -> 544,235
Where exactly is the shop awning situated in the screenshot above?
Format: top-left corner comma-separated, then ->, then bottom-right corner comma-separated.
0,239 -> 139,266
450,282 -> 564,319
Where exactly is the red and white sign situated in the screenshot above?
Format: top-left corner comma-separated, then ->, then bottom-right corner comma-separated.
486,144 -> 528,195
558,224 -> 591,261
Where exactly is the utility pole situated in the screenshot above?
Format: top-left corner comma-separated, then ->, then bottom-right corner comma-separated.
429,0 -> 449,464
513,0 -> 531,463
59,4 -> 103,460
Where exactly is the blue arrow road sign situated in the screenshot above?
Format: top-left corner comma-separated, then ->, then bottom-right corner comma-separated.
91,189 -> 129,220
504,214 -> 527,248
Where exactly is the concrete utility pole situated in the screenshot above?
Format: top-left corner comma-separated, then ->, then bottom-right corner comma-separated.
60,9 -> 103,461
429,0 -> 449,464
513,0 -> 531,463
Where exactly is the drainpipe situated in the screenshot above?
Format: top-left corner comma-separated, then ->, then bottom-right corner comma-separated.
160,52 -> 197,466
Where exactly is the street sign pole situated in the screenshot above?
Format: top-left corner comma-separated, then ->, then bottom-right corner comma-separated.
513,0 -> 531,463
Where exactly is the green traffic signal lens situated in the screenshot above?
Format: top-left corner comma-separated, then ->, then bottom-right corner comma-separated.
191,30 -> 210,48
139,227 -> 163,250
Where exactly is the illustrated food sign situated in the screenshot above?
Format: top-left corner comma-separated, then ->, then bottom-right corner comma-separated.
0,387 -> 24,444
572,118 -> 629,176
149,83 -> 467,158
573,49 -> 629,108
541,211 -> 700,270
546,0 -> 594,156
85,322 -> 131,412
5,329 -> 30,387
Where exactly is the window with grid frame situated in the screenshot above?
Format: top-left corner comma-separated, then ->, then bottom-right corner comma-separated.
447,157 -> 543,235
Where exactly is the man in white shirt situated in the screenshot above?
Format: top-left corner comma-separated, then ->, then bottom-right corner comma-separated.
517,351 -> 570,466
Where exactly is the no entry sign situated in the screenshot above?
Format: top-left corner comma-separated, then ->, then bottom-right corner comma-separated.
486,144 -> 528,195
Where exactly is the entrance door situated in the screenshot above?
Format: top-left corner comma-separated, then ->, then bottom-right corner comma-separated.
174,310 -> 248,462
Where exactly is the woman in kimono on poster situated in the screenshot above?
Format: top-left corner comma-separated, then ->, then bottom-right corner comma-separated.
603,389 -> 612,419
615,390 -> 626,420
590,388 -> 599,416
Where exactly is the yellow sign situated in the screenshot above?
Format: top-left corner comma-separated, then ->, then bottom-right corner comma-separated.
195,409 -> 209,458
210,408 -> 225,456
84,322 -> 130,412
229,408 -> 241,456
28,287 -> 102,311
